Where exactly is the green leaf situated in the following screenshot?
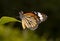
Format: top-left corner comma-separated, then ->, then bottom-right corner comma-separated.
0,16 -> 21,25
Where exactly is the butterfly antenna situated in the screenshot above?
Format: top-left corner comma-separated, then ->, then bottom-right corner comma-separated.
19,11 -> 24,19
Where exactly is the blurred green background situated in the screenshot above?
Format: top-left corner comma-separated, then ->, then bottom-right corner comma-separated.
0,0 -> 60,41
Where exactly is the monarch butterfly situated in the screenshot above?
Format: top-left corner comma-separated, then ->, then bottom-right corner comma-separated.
19,11 -> 47,30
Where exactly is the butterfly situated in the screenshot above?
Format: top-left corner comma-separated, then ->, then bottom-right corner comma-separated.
19,11 -> 47,30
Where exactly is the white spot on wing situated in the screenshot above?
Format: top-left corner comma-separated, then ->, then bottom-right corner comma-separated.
37,12 -> 43,22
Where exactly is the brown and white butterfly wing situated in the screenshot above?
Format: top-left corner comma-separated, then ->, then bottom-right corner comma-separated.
19,11 -> 47,30
22,18 -> 26,29
22,17 -> 31,29
22,14 -> 40,30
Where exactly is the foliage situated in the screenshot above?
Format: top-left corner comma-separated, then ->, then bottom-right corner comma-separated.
0,16 -> 48,41
0,0 -> 60,41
